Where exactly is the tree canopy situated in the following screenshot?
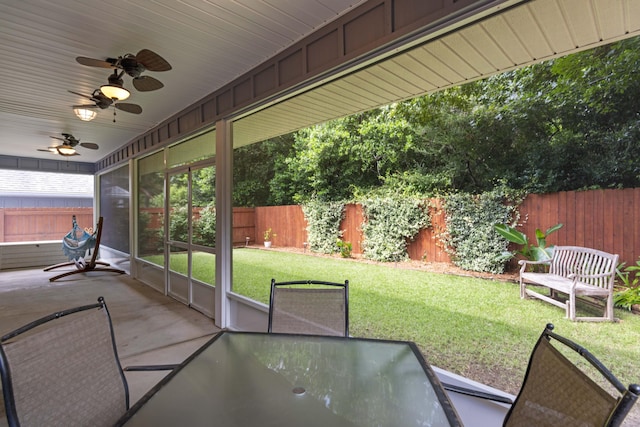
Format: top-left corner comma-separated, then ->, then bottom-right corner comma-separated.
234,36 -> 640,206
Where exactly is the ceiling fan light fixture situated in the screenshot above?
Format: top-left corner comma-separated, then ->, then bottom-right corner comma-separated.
73,107 -> 97,121
57,145 -> 77,156
100,84 -> 130,101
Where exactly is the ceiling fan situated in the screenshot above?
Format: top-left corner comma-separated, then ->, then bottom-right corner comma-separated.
76,49 -> 172,92
37,133 -> 99,157
69,89 -> 142,122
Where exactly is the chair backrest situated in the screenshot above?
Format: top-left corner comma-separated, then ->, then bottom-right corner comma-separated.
0,297 -> 129,427
504,324 -> 639,427
268,279 -> 349,336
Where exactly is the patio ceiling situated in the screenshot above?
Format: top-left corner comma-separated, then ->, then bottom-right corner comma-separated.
0,0 -> 368,164
0,0 -> 638,166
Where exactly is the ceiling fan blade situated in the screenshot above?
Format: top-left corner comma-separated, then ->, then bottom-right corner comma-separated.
115,103 -> 143,114
76,56 -> 115,68
37,148 -> 56,153
133,76 -> 164,91
68,90 -> 94,100
136,49 -> 172,71
80,142 -> 99,150
50,136 -> 65,141
72,104 -> 99,109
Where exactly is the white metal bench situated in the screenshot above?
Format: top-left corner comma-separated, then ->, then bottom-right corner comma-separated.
519,246 -> 619,322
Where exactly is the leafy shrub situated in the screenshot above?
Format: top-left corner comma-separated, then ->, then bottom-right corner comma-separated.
193,204 -> 216,246
302,199 -> 345,254
137,210 -> 163,256
169,205 -> 189,243
360,196 -> 430,262
614,258 -> 640,310
442,189 -> 522,273
336,239 -> 352,258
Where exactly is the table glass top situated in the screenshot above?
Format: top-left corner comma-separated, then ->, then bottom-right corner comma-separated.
120,332 -> 458,426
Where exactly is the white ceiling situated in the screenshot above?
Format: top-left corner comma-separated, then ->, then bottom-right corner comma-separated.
0,0 -> 367,163
1,0 -> 639,166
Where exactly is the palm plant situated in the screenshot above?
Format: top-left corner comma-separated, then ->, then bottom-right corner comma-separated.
494,222 -> 563,262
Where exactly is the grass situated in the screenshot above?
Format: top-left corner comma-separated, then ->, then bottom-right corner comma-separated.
145,248 -> 640,394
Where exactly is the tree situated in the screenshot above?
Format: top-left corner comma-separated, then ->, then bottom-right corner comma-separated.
234,135 -> 295,206
233,37 -> 640,201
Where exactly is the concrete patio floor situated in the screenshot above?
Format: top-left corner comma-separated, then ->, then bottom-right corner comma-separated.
0,266 -> 220,426
1,267 -> 637,426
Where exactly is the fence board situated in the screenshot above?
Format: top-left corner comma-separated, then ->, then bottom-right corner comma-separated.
233,207 -> 255,245
603,190 -> 616,256
342,204 -> 364,254
593,190 -> 604,250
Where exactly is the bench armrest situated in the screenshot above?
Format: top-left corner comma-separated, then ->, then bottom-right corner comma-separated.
518,259 -> 550,273
518,259 -> 550,266
567,272 -> 616,286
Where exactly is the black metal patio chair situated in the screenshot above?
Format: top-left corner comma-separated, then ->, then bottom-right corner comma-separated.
443,323 -> 639,427
268,279 -> 349,337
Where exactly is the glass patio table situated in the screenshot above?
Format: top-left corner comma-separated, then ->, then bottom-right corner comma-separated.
116,331 -> 462,426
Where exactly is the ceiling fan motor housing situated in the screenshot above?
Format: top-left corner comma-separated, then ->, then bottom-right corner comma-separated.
121,55 -> 145,77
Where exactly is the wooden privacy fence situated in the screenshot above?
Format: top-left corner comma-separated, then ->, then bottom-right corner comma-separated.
255,189 -> 640,269
254,200 -> 450,263
0,208 -> 94,242
517,188 -> 640,271
3,188 -> 639,270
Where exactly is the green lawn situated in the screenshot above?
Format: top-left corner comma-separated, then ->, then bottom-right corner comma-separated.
146,248 -> 640,394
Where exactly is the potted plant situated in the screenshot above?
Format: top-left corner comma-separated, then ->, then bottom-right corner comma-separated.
263,228 -> 273,248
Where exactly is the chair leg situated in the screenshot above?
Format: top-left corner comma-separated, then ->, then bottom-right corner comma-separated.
49,264 -> 125,282
569,292 -> 576,321
606,296 -> 614,321
43,261 -> 75,271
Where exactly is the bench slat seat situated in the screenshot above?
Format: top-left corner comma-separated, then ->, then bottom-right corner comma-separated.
519,246 -> 618,322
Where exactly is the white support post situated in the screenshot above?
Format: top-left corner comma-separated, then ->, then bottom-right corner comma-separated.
215,119 -> 233,329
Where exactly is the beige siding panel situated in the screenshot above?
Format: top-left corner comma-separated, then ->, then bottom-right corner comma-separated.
529,0 -> 577,54
559,0 -> 600,47
0,242 -> 68,270
479,16 -> 531,66
440,32 -> 496,75
379,54 -> 441,90
499,5 -> 552,60
427,39 -> 482,80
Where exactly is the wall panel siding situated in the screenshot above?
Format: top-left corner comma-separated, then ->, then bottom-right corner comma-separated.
0,241 -> 68,270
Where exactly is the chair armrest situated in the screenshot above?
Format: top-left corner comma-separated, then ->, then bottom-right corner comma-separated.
124,364 -> 179,372
442,382 -> 514,405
